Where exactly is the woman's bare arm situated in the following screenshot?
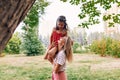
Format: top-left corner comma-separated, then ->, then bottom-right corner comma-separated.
53,64 -> 61,73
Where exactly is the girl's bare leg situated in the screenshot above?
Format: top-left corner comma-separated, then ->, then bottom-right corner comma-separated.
44,49 -> 49,59
48,47 -> 57,57
47,47 -> 57,63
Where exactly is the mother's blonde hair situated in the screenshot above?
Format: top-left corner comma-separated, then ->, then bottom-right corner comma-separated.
64,36 -> 73,62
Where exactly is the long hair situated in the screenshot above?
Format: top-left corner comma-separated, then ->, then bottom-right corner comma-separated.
56,15 -> 68,30
64,36 -> 73,62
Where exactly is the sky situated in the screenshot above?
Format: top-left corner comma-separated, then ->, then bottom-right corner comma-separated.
39,0 -> 81,36
38,0 -> 105,36
16,0 -> 105,36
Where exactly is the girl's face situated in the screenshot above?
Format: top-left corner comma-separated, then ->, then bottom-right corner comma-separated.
57,21 -> 64,29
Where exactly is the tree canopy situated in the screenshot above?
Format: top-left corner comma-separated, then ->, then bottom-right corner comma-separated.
61,0 -> 120,28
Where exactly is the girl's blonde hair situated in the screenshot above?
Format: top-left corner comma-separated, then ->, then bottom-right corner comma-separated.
64,36 -> 73,62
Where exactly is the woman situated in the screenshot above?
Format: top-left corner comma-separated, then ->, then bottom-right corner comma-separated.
52,36 -> 73,80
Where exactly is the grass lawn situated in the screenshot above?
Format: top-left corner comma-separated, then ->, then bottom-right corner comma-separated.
0,53 -> 120,80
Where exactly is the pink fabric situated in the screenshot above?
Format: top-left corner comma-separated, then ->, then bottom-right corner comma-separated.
52,71 -> 67,80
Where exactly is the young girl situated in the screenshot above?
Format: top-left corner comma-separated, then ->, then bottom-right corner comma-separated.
52,36 -> 73,80
44,15 -> 68,63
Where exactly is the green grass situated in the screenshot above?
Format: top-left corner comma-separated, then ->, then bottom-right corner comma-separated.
0,54 -> 120,80
78,60 -> 103,64
0,65 -> 120,80
67,67 -> 120,80
0,65 -> 51,80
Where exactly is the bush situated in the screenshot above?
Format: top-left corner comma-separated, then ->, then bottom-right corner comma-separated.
109,40 -> 120,57
72,42 -> 81,53
21,31 -> 45,56
4,32 -> 21,54
90,39 -> 106,56
72,42 -> 90,53
90,37 -> 120,57
0,53 -> 5,57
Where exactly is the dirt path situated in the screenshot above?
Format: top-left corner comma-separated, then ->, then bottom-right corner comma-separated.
0,54 -> 120,70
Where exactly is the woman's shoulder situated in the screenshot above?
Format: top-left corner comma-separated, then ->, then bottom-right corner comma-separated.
58,50 -> 65,57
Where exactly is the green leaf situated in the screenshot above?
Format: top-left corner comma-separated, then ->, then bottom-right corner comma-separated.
60,0 -> 67,2
108,22 -> 114,27
60,0 -> 120,28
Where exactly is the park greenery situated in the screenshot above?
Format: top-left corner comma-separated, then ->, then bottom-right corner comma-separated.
90,37 -> 120,57
1,0 -> 120,80
4,32 -> 21,54
3,0 -> 120,58
61,0 -> 120,28
1,54 -> 120,80
20,0 -> 49,56
4,0 -> 49,56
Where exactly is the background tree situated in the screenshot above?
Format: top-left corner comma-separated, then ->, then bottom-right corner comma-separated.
87,32 -> 104,44
21,0 -> 49,56
69,27 -> 87,45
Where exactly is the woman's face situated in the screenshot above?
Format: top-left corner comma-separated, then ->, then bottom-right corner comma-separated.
57,21 -> 64,29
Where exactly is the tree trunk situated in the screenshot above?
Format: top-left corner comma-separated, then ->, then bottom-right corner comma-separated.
0,0 -> 36,54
